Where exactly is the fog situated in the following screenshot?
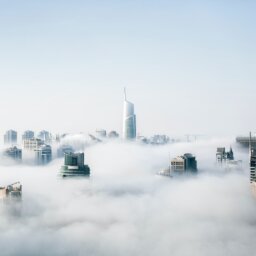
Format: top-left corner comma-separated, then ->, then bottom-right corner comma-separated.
0,138 -> 255,256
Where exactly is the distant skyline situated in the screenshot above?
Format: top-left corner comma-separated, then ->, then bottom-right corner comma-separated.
0,0 -> 255,136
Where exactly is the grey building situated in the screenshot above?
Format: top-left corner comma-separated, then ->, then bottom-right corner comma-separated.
216,147 -> 234,163
37,130 -> 52,144
0,182 -> 22,201
4,146 -> 22,161
23,138 -> 44,150
35,144 -> 52,165
4,130 -> 17,145
171,153 -> 197,174
60,152 -> 90,177
22,130 -> 34,141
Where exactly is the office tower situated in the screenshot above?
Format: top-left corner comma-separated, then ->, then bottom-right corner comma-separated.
23,138 -> 44,150
4,146 -> 22,161
236,134 -> 256,148
249,132 -> 256,183
4,130 -> 17,145
37,130 -> 52,144
122,88 -> 136,140
171,153 -> 197,174
96,129 -> 107,137
216,147 -> 234,163
57,144 -> 74,157
22,130 -> 34,141
59,152 -> 90,177
35,144 -> 52,165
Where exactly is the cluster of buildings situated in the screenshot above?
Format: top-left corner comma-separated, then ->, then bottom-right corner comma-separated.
0,182 -> 22,201
159,153 -> 197,177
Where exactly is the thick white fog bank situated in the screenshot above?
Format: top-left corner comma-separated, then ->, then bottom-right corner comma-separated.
0,139 -> 255,256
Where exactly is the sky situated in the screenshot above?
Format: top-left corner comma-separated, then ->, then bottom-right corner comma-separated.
0,0 -> 255,137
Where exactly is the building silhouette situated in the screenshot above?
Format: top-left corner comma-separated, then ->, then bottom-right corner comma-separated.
60,152 -> 90,177
122,88 -> 136,140
35,144 -> 52,165
4,130 -> 17,145
22,130 -> 34,141
4,146 -> 22,161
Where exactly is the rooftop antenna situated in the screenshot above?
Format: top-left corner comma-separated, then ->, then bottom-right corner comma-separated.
124,87 -> 127,101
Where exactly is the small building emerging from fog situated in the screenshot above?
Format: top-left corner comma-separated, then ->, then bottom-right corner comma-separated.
35,144 -> 52,165
22,130 -> 34,141
4,146 -> 22,161
24,138 -> 44,150
171,153 -> 197,174
60,152 -> 90,177
0,182 -> 22,201
216,147 -> 234,163
57,144 -> 74,158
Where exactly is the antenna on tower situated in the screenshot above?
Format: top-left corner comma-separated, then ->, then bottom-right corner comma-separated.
124,87 -> 127,100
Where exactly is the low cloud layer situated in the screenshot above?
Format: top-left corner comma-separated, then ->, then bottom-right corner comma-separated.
0,138 -> 255,256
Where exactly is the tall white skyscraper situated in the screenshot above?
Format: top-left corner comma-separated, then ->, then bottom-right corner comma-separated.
123,88 -> 136,140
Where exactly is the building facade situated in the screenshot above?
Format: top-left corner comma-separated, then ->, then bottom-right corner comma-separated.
4,146 -> 22,161
122,89 -> 136,140
171,153 -> 197,174
60,152 -> 90,177
23,138 -> 44,150
35,144 -> 52,165
22,130 -> 34,141
4,130 -> 17,145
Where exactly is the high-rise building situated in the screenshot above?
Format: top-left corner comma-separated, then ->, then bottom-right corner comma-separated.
171,153 -> 197,174
122,88 -> 136,140
249,132 -> 256,183
35,144 -> 52,165
22,130 -> 34,141
216,147 -> 234,164
4,130 -> 17,145
37,130 -> 52,144
23,138 -> 44,150
59,152 -> 90,177
4,146 -> 22,161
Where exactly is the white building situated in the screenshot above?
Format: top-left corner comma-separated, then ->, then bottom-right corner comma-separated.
122,88 -> 136,140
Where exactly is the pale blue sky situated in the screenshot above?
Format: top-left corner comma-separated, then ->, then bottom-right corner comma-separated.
0,0 -> 255,136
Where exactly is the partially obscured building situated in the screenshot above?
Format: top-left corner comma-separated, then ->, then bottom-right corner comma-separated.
236,135 -> 256,148
216,147 -> 234,164
35,144 -> 52,165
4,130 -> 17,145
171,153 -> 197,174
0,182 -> 22,201
4,146 -> 22,161
22,130 -> 34,141
123,88 -> 136,140
37,130 -> 52,144
23,138 -> 44,150
60,152 -> 90,177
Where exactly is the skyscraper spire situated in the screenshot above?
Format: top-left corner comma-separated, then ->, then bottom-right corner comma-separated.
124,87 -> 127,101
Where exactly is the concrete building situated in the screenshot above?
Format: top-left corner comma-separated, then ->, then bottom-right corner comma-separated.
236,135 -> 256,148
4,130 -> 17,145
37,130 -> 52,144
4,146 -> 22,161
171,153 -> 197,174
122,88 -> 136,140
35,144 -> 52,165
22,130 -> 34,141
216,147 -> 234,164
60,152 -> 90,177
23,138 -> 44,150
0,182 -> 22,201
